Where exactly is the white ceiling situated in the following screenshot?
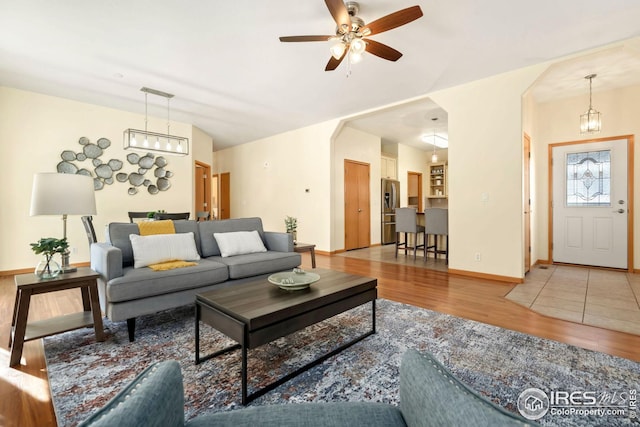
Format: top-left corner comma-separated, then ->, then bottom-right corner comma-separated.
1,1 -> 640,150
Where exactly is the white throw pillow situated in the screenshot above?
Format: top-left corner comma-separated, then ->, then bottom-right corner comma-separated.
129,232 -> 201,268
214,230 -> 267,257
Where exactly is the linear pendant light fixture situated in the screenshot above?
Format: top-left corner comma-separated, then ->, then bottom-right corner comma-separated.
580,74 -> 601,134
124,87 -> 189,156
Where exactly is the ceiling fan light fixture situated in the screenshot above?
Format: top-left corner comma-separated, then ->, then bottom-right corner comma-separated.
330,40 -> 346,60
349,50 -> 364,64
350,38 -> 366,54
279,2 -> 423,72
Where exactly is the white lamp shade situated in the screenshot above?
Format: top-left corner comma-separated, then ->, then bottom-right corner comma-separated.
30,173 -> 97,216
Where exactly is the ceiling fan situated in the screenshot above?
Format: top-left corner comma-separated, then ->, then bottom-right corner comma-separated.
279,0 -> 423,71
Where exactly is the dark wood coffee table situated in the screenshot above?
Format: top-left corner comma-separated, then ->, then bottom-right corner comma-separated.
195,268 -> 377,404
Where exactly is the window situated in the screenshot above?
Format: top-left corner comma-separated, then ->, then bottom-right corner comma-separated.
566,150 -> 611,206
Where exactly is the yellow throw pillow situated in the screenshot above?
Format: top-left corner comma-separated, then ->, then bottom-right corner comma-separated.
138,220 -> 175,236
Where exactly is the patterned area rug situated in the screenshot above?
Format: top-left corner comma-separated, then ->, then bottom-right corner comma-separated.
44,299 -> 639,427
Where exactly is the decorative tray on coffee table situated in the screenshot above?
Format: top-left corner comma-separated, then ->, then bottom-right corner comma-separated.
268,269 -> 320,291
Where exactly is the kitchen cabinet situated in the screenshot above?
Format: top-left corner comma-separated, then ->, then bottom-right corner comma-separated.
381,155 -> 397,179
428,162 -> 447,198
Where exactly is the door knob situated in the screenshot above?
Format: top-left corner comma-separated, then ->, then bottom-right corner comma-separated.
358,209 -> 362,212
615,208 -> 625,214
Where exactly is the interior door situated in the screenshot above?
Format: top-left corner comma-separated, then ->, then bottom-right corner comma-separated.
552,138 -> 628,268
194,161 -> 211,215
344,160 -> 371,250
219,172 -> 230,219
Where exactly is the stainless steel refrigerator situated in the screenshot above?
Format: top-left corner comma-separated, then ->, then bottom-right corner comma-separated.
381,178 -> 400,244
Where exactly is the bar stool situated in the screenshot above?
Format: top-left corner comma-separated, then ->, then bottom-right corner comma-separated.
424,208 -> 448,264
395,207 -> 425,260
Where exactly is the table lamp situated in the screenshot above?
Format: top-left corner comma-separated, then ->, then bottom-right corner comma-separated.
30,173 -> 97,273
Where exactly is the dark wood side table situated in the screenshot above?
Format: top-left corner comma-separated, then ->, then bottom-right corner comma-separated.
294,242 -> 316,268
9,267 -> 105,367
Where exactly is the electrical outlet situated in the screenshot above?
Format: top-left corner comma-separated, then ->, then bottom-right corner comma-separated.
71,247 -> 78,254
475,252 -> 481,261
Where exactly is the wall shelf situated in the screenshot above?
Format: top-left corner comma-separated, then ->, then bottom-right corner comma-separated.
428,162 -> 447,199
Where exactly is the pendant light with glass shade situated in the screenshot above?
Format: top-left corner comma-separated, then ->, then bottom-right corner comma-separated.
580,74 -> 601,134
431,129 -> 438,163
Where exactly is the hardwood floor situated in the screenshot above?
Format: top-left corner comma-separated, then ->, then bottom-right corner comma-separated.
2,254 -> 639,426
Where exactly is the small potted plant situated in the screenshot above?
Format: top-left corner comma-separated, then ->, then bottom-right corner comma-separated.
30,237 -> 68,279
284,216 -> 298,244
148,209 -> 166,219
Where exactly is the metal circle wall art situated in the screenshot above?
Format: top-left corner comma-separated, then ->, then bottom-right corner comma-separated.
57,136 -> 174,195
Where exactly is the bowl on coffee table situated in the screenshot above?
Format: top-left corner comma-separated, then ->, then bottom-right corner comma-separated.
268,270 -> 320,291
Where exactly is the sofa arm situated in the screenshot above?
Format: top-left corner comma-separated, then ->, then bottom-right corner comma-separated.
78,361 -> 185,427
263,231 -> 294,252
91,242 -> 123,282
399,350 -> 534,427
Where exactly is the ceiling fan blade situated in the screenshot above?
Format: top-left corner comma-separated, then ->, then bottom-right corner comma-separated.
279,35 -> 334,42
361,5 -> 423,36
325,50 -> 347,71
365,39 -> 402,61
325,0 -> 351,32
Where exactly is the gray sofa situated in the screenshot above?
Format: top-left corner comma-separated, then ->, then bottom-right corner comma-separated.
78,349 -> 535,426
91,217 -> 301,341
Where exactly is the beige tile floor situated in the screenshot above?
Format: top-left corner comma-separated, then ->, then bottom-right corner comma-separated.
506,265 -> 640,335
338,246 -> 640,336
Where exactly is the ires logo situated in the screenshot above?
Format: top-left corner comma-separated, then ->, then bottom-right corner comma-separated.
550,391 -> 597,406
518,388 -> 635,421
517,388 -> 549,420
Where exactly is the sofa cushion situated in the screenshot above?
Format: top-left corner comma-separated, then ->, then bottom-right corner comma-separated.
209,251 -> 300,279
186,402 -> 405,427
400,349 -> 534,426
107,220 -> 200,267
198,217 -> 265,258
214,230 -> 267,257
106,259 -> 229,302
78,361 -> 184,427
130,232 -> 200,268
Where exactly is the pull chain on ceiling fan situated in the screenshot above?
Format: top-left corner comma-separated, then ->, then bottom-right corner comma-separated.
279,0 -> 423,71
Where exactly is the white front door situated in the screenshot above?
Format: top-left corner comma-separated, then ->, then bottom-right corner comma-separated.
552,138 -> 628,268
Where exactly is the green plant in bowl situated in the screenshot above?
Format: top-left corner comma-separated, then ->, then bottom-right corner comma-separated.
30,237 -> 68,278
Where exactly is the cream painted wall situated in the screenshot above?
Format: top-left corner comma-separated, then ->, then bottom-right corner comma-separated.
429,64 -> 547,278
0,87 -> 196,271
4,41 -> 633,279
192,126 -> 213,166
397,144 -> 429,210
215,120 -> 336,250
533,84 -> 640,268
332,126 -> 382,250
211,62 -> 550,278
